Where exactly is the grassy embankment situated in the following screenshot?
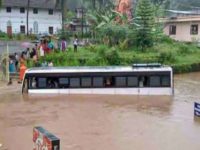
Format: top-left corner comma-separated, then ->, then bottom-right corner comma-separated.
31,40 -> 200,74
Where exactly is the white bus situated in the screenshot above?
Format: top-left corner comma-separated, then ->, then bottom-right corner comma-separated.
22,64 -> 174,95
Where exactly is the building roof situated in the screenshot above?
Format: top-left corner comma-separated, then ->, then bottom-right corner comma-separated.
2,0 -> 61,9
167,10 -> 197,15
160,15 -> 200,23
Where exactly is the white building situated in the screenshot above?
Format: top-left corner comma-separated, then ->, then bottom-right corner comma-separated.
0,0 -> 62,35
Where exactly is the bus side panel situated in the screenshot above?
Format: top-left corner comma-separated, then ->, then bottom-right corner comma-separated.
92,88 -> 115,95
115,88 -> 139,95
28,89 -> 61,94
69,89 -> 92,94
147,88 -> 172,95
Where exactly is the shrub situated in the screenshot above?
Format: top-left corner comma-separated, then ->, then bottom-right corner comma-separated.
158,51 -> 176,63
28,34 -> 37,40
105,47 -> 121,65
16,34 -> 26,41
118,39 -> 129,50
177,43 -> 198,54
160,35 -> 174,44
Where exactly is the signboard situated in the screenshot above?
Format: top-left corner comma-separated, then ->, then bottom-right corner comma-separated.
33,126 -> 60,150
194,102 -> 200,117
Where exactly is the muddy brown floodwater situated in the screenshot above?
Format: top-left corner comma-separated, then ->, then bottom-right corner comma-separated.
0,73 -> 200,150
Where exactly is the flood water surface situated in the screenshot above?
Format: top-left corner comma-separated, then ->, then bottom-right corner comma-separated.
0,73 -> 200,150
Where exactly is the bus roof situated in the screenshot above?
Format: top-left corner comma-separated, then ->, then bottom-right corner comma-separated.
25,66 -> 173,74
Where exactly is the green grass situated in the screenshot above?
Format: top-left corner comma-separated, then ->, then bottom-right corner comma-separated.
34,41 -> 200,74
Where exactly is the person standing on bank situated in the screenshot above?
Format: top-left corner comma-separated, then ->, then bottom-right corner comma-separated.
73,35 -> 78,52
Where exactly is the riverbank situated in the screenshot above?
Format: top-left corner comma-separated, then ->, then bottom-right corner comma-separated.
33,41 -> 200,74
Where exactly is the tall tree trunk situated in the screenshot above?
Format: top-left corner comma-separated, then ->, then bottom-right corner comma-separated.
26,0 -> 30,36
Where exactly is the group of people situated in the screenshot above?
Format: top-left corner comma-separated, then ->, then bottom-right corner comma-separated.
7,35 -> 79,84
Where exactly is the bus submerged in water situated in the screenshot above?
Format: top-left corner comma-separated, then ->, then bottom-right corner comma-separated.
22,64 -> 174,95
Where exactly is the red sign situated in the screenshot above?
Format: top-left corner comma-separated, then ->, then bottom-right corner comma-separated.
33,127 -> 60,150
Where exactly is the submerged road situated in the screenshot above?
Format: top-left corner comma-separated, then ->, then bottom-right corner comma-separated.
0,72 -> 200,150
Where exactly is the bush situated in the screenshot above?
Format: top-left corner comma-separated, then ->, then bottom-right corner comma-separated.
105,47 -> 121,65
177,43 -> 198,54
158,50 -> 176,63
118,39 -> 129,50
160,35 -> 174,44
98,24 -> 128,46
28,34 -> 37,40
16,34 -> 26,41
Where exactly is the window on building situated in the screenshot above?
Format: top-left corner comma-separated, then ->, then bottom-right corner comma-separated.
20,7 -> 25,13
48,9 -> 53,15
20,25 -> 25,34
6,7 -> 11,13
33,8 -> 38,14
191,24 -> 198,35
49,27 -> 54,34
169,25 -> 176,35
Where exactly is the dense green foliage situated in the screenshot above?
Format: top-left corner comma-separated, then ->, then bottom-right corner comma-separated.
135,0 -> 155,50
33,38 -> 200,73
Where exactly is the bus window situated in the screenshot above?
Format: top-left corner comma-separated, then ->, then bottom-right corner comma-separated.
104,77 -> 115,87
47,78 -> 58,88
139,76 -> 148,87
116,77 -> 126,87
127,77 -> 138,87
38,78 -> 47,88
150,76 -> 160,87
93,77 -> 103,87
30,77 -> 37,89
161,76 -> 170,87
81,77 -> 92,87
59,78 -> 69,88
70,78 -> 80,88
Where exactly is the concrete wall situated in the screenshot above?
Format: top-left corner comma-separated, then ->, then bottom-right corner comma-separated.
164,21 -> 200,42
0,7 -> 62,34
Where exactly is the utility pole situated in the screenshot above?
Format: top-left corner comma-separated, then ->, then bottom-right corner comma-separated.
26,0 -> 30,36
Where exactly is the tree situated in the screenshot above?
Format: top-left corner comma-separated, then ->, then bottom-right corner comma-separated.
0,0 -> 2,7
135,0 -> 155,50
